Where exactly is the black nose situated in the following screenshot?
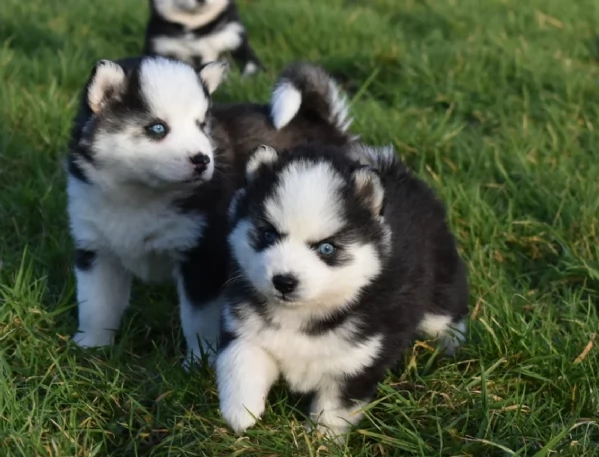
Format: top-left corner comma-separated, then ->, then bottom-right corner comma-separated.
190,153 -> 210,172
272,274 -> 298,294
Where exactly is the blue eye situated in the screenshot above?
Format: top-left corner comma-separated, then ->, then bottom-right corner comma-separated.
146,122 -> 168,139
317,242 -> 336,256
262,229 -> 278,244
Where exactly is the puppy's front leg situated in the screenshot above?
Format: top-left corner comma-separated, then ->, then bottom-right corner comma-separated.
72,249 -> 132,348
310,377 -> 373,442
217,337 -> 279,434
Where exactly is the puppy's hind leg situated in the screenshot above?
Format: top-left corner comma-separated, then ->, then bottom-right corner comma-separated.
177,275 -> 223,369
176,229 -> 229,369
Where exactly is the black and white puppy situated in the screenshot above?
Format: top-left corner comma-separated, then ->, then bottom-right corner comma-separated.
145,0 -> 263,76
67,55 -> 355,366
217,143 -> 469,437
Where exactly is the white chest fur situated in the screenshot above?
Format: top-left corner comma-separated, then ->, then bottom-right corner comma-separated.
151,22 -> 244,64
68,178 -> 204,282
228,307 -> 382,393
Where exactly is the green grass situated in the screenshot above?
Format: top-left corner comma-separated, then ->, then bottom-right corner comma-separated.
1,0 -> 599,455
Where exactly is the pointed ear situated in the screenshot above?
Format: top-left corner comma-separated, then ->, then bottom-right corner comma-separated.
352,166 -> 385,216
198,61 -> 229,94
87,60 -> 126,114
245,145 -> 278,182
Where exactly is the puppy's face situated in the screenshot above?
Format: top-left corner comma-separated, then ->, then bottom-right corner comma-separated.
77,57 -> 227,189
229,146 -> 387,313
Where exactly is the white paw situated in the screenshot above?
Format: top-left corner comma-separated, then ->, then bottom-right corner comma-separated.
220,398 -> 264,434
438,320 -> 467,356
242,62 -> 259,77
304,420 -> 347,444
72,329 -> 114,348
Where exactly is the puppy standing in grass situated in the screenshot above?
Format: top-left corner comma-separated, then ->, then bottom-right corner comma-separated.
217,143 -> 469,437
145,0 -> 263,75
67,55 -> 355,365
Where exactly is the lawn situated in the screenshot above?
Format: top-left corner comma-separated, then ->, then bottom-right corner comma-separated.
1,0 -> 598,455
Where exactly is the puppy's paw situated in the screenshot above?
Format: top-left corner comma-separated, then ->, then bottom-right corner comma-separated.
437,320 -> 467,356
242,62 -> 260,77
303,420 -> 348,444
72,329 -> 113,348
220,399 -> 263,434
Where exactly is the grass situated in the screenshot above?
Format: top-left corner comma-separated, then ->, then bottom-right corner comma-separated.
1,0 -> 598,455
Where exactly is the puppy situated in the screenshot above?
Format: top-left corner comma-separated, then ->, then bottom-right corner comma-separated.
217,143 -> 469,438
145,0 -> 263,75
67,55 -> 356,366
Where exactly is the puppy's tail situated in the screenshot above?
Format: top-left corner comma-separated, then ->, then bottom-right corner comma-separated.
270,63 -> 352,134
348,143 -> 405,176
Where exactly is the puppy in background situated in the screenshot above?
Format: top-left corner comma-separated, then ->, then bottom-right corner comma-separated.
217,143 -> 469,438
145,0 -> 263,76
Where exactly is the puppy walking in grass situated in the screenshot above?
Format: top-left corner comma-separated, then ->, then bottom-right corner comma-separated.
66,55 -> 355,366
217,143 -> 469,438
145,0 -> 263,75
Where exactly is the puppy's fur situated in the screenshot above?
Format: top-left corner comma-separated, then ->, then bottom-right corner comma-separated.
217,143 -> 469,437
145,0 -> 262,75
67,56 -> 356,366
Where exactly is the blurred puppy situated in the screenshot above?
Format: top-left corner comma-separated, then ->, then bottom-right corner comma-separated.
145,0 -> 263,75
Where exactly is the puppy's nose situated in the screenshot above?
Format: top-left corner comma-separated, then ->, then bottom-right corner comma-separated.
190,153 -> 210,172
272,274 -> 298,294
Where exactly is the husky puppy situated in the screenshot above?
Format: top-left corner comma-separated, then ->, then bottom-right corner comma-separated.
145,0 -> 263,76
217,143 -> 469,437
67,55 -> 355,366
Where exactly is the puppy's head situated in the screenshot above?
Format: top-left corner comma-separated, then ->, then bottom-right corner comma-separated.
152,0 -> 224,16
71,57 -> 228,190
228,145 -> 389,313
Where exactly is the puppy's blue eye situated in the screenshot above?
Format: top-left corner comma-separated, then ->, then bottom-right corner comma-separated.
317,242 -> 336,256
146,122 -> 168,139
263,230 -> 278,244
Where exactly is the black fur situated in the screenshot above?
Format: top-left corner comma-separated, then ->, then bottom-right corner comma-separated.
224,143 -> 469,411
144,0 -> 263,73
74,248 -> 96,271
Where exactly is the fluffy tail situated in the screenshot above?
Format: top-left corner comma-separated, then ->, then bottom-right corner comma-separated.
348,143 -> 401,174
270,63 -> 352,133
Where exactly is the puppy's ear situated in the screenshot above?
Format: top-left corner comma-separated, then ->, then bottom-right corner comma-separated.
87,60 -> 126,114
352,166 -> 385,216
198,61 -> 229,94
245,145 -> 278,183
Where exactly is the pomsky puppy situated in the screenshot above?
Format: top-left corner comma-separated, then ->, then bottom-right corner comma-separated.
145,0 -> 263,75
67,55 -> 356,366
217,143 -> 469,437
